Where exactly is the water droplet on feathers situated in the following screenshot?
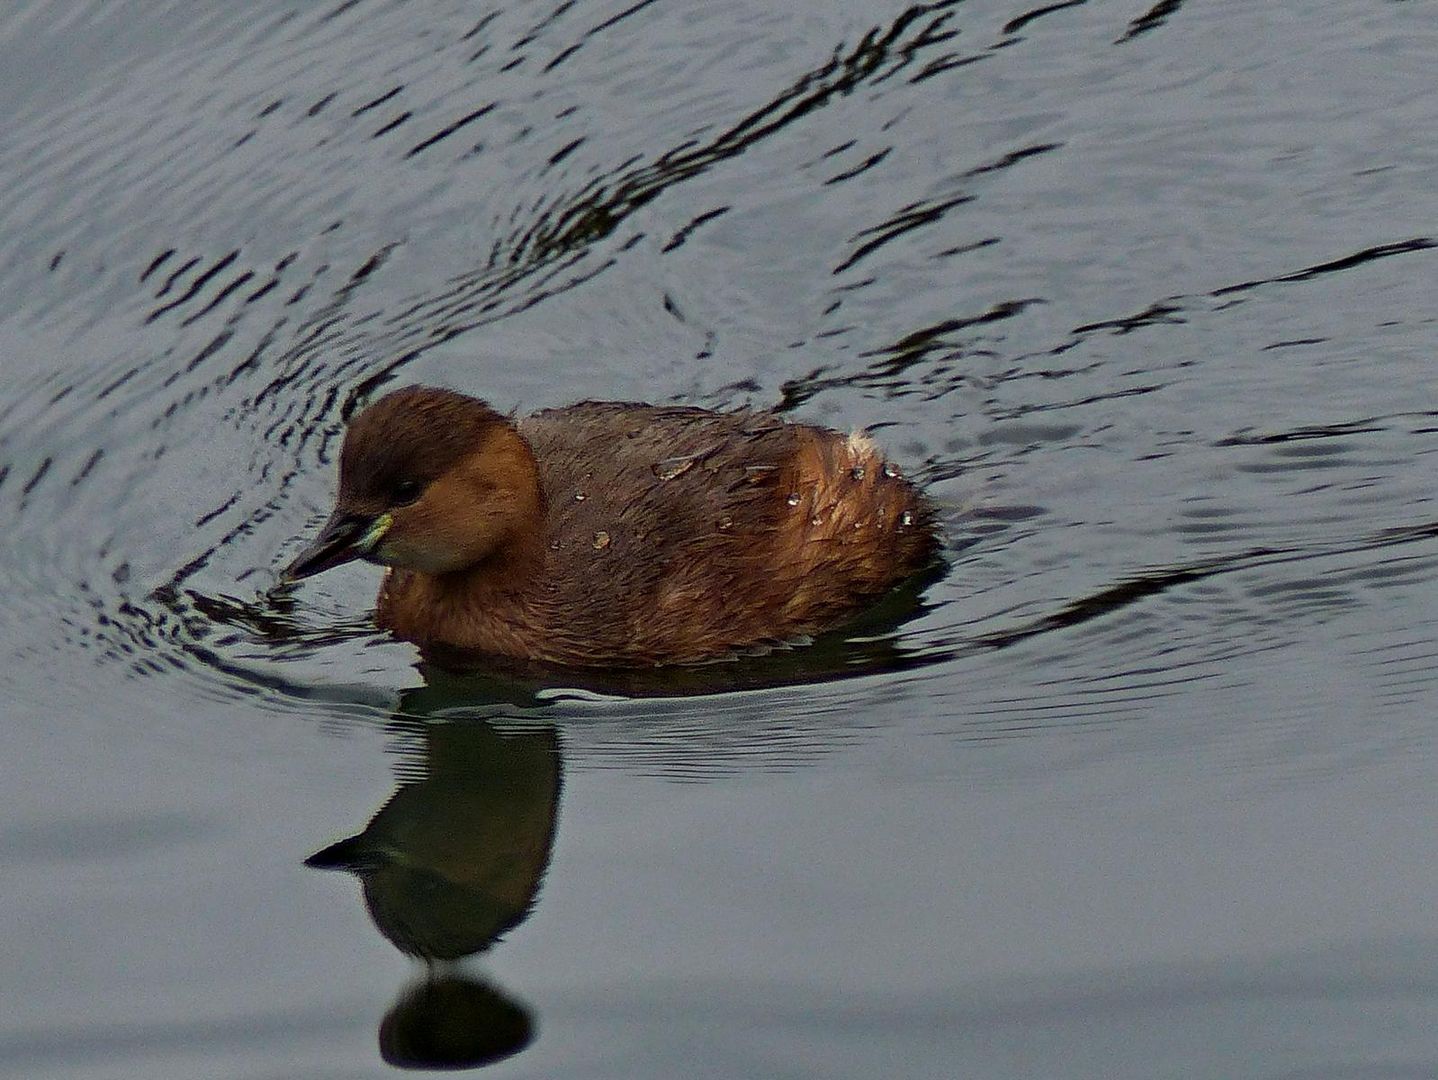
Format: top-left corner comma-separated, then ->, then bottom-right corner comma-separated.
653,454 -> 698,481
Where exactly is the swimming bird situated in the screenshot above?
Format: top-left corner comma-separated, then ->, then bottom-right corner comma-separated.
282,386 -> 939,668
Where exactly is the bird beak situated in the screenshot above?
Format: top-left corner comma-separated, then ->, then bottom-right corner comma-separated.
281,509 -> 393,583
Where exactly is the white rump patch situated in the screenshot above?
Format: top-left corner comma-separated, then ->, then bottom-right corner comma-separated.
846,430 -> 877,460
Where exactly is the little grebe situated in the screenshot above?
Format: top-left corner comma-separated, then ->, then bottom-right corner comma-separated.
281,386 -> 939,668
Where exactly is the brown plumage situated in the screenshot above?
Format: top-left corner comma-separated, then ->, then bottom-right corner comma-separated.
282,386 -> 940,668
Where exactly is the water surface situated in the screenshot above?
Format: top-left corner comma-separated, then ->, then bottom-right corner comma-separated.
2,1 -> 1436,1077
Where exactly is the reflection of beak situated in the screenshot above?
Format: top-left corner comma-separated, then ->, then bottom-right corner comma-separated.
281,509 -> 392,583
305,833 -> 386,872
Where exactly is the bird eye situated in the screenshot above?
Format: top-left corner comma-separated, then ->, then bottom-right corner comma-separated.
392,479 -> 424,506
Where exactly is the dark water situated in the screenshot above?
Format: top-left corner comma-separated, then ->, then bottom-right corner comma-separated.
2,1 -> 1436,1076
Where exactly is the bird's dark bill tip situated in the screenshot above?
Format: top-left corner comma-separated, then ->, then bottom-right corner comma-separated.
280,511 -> 372,583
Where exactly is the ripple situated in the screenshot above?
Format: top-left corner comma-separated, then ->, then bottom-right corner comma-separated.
0,0 -> 1432,782
4,2 -> 1438,1073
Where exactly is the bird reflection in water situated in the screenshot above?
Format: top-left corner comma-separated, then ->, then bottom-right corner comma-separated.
289,558 -> 948,1070
306,708 -> 561,1070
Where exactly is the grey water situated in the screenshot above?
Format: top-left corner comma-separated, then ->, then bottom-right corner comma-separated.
2,1 -> 1436,1077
